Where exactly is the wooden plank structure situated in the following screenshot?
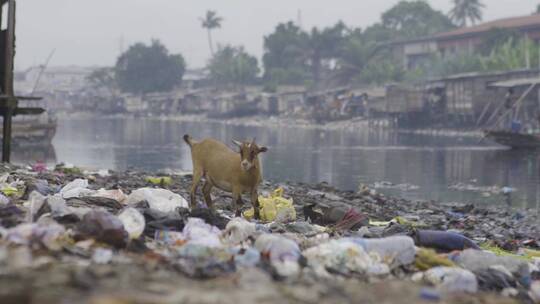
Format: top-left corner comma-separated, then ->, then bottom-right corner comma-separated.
0,0 -> 44,162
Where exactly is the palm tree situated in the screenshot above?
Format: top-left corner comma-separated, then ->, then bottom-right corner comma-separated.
200,10 -> 223,56
449,0 -> 485,27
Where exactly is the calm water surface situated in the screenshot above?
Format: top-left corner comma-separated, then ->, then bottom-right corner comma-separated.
18,117 -> 540,210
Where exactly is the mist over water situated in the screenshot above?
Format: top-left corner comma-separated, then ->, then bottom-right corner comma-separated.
22,116 -> 537,210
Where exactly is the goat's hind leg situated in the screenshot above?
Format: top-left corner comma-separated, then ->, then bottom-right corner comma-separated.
189,168 -> 203,209
202,181 -> 214,210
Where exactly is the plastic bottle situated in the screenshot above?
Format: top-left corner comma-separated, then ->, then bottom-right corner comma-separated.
413,230 -> 480,252
348,236 -> 416,268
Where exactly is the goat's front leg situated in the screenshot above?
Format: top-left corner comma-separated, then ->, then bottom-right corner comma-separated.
232,188 -> 242,217
250,189 -> 261,220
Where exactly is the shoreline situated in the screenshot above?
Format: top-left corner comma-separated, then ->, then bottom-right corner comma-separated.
55,112 -> 485,138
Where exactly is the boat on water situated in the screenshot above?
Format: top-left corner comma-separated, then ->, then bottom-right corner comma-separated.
0,115 -> 57,145
484,130 -> 540,149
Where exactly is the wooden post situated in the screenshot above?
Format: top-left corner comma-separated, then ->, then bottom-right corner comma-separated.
1,0 -> 16,162
2,103 -> 12,162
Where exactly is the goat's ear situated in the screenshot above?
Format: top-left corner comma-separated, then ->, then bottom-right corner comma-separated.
232,140 -> 243,147
258,146 -> 268,153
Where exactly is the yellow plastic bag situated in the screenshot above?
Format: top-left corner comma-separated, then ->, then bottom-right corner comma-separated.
145,176 -> 172,186
243,188 -> 296,222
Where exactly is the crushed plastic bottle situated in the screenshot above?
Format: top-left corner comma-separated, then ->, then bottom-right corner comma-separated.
126,188 -> 188,213
118,208 -> 145,239
424,266 -> 478,293
303,239 -> 390,277
348,236 -> 416,268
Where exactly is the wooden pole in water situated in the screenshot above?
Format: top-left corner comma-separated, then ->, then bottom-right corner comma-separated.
1,0 -> 16,162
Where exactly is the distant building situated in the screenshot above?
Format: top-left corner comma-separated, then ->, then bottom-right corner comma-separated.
391,14 -> 540,70
15,65 -> 97,94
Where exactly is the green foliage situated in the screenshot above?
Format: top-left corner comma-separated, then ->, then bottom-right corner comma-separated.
449,0 -> 485,27
208,45 -> 260,87
262,22 -> 309,85
480,38 -> 539,71
413,38 -> 540,80
478,28 -> 521,55
115,40 -> 186,94
381,0 -> 456,39
358,55 -> 404,85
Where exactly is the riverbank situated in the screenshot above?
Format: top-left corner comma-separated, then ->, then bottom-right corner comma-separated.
55,112 -> 485,138
0,164 -> 538,303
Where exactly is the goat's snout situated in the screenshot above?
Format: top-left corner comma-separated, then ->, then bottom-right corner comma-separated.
241,160 -> 251,171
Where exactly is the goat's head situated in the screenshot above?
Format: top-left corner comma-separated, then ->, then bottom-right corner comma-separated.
232,138 -> 268,171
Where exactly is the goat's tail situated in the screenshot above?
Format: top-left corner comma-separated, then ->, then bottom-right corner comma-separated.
183,134 -> 194,148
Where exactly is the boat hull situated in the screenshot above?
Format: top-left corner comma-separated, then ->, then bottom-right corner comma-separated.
484,130 -> 540,149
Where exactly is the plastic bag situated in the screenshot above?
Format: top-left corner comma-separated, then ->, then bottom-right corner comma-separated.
145,176 -> 172,186
60,179 -> 95,199
243,188 -> 296,222
126,188 -> 188,213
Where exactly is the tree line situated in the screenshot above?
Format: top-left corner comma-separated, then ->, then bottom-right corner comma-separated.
90,0 -> 539,95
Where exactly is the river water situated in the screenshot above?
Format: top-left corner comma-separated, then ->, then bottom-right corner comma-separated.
17,117 -> 540,209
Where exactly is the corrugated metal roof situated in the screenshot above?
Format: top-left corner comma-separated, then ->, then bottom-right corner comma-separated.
488,77 -> 540,88
391,14 -> 540,46
435,14 -> 540,41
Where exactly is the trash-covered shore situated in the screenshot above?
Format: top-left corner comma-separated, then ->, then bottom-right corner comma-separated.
0,164 -> 538,304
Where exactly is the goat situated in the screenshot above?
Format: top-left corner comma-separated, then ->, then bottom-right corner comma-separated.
183,135 -> 267,219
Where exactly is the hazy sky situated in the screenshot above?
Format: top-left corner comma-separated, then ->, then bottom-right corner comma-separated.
15,0 -> 540,70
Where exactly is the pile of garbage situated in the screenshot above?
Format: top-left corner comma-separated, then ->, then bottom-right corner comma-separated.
0,163 -> 538,304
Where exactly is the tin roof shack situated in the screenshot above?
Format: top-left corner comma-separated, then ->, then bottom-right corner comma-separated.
383,85 -> 427,127
426,69 -> 540,127
392,14 -> 540,70
122,91 -> 183,116
207,92 -> 261,118
306,87 -> 350,122
262,86 -> 306,117
483,77 -> 540,131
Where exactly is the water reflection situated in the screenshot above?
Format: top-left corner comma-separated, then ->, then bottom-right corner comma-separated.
48,117 -> 540,209
12,143 -> 57,165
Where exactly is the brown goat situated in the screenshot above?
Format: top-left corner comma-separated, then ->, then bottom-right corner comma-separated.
183,135 -> 267,219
